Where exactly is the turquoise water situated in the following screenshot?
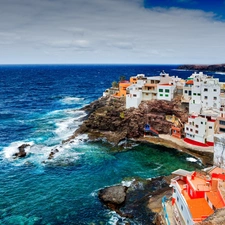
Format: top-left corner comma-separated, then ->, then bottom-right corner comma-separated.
0,65 -> 209,224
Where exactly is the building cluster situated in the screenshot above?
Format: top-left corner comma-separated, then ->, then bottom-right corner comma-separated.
104,71 -> 225,224
103,71 -> 184,109
103,71 -> 225,147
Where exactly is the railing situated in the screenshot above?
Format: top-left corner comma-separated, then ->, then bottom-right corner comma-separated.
162,196 -> 171,225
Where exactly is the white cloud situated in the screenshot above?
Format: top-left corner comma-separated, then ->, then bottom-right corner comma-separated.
0,0 -> 225,64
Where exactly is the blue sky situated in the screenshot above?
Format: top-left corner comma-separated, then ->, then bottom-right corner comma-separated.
0,0 -> 225,64
145,0 -> 225,18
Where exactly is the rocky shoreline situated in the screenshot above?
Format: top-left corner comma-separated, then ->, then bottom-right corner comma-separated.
61,94 -> 217,224
65,95 -> 213,166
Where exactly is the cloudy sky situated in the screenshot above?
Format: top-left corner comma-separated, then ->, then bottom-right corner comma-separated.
0,0 -> 225,64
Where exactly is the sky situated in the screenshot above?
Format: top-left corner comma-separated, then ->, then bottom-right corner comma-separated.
0,0 -> 225,64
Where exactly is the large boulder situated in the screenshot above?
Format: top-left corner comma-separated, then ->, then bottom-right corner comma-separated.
99,185 -> 127,206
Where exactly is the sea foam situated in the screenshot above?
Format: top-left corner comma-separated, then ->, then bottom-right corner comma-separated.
60,96 -> 84,105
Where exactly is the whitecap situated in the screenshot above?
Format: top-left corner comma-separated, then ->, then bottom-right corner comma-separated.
121,179 -> 135,187
2,141 -> 34,160
60,96 -> 84,105
107,211 -> 121,225
215,72 -> 225,75
186,157 -> 198,162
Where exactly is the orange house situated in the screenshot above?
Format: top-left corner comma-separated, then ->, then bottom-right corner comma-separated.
130,77 -> 137,84
171,126 -> 182,139
114,81 -> 131,97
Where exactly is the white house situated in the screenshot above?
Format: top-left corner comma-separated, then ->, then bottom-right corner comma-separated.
184,115 -> 216,146
182,79 -> 193,103
126,79 -> 145,108
142,76 -> 160,101
189,72 -> 221,115
157,84 -> 176,101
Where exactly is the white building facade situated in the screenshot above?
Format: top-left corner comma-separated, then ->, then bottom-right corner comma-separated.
184,115 -> 215,145
189,72 -> 221,115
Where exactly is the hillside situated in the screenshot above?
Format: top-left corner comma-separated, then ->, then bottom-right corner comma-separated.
178,64 -> 225,72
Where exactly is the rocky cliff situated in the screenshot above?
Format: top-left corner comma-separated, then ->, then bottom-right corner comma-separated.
66,94 -> 188,144
178,64 -> 225,72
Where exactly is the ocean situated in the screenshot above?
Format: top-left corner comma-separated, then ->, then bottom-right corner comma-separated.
0,65 -> 222,225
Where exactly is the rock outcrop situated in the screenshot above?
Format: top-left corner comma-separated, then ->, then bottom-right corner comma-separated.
178,64 -> 225,72
98,177 -> 172,224
66,95 -> 188,145
99,185 -> 127,205
13,144 -> 30,158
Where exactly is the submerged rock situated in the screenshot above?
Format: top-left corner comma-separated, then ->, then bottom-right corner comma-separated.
13,144 -> 30,158
48,148 -> 59,160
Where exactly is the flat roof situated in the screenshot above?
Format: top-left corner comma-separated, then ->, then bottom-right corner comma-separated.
187,198 -> 214,220
172,169 -> 193,177
144,83 -> 157,87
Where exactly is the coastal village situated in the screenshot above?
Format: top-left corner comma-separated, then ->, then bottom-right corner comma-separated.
102,71 -> 225,225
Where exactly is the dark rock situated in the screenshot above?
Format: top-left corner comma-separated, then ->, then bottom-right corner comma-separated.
99,185 -> 127,206
48,148 -> 59,160
98,177 -> 171,224
13,144 -> 30,158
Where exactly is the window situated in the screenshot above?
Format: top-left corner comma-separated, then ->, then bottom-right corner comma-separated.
165,94 -> 169,97
181,205 -> 183,211
189,90 -> 192,96
133,94 -> 137,97
220,127 -> 225,132
193,93 -> 196,96
198,93 -> 201,96
146,93 -> 149,96
214,97 -> 217,100
186,127 -> 189,130
214,89 -> 217,92
195,130 -> 198,134
190,129 -> 193,132
160,94 -> 163,97
209,126 -> 212,129
165,89 -> 170,93
195,124 -> 199,128
219,120 -> 225,125
201,122 -> 203,124
185,90 -> 188,94
193,100 -> 195,104
174,189 -> 176,193
204,96 -> 208,99
159,89 -> 163,92
204,88 -> 208,92
177,197 -> 179,202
